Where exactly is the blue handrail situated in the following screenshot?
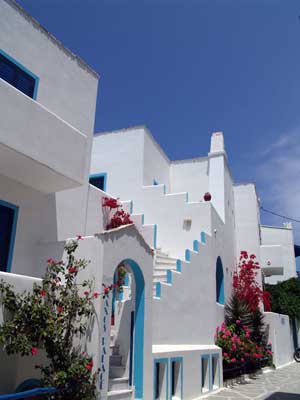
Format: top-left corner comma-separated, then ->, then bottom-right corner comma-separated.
0,387 -> 64,399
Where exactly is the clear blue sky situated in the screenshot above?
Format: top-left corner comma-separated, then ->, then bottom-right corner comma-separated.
18,0 -> 300,233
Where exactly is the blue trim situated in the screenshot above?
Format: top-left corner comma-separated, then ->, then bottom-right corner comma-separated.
153,358 -> 169,400
0,387 -> 62,399
163,184 -> 166,194
170,357 -> 183,400
15,379 -> 40,393
141,214 -> 145,225
155,282 -> 161,298
185,192 -> 189,202
201,354 -> 212,392
167,270 -> 172,284
200,232 -> 206,244
193,240 -> 199,252
89,172 -> 107,192
211,354 -> 220,389
130,200 -> 133,214
185,249 -> 190,262
0,49 -> 39,100
129,311 -> 135,386
154,224 -> 157,249
176,259 -> 182,272
153,179 -> 159,185
216,257 -> 225,305
0,199 -> 19,273
122,259 -> 145,399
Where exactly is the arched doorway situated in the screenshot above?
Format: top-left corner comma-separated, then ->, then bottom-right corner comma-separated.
109,259 -> 145,399
216,257 -> 224,305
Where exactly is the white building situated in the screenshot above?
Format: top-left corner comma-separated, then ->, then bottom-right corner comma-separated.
0,1 -> 298,399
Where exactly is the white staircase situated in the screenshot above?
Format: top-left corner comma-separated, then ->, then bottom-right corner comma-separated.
153,249 -> 178,296
107,331 -> 133,399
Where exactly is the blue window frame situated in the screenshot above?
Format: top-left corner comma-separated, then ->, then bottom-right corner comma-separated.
153,358 -> 168,400
201,354 -> 211,392
0,49 -> 39,99
89,173 -> 107,192
216,257 -> 224,305
0,200 -> 19,273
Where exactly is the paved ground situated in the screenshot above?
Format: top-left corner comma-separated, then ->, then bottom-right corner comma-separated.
204,362 -> 300,399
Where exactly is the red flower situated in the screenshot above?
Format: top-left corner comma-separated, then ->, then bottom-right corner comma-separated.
57,306 -> 64,312
85,360 -> 93,371
93,292 -> 100,298
40,290 -> 47,297
47,258 -> 54,264
77,235 -> 83,240
104,287 -> 110,295
68,267 -> 77,274
31,347 -> 38,356
84,291 -> 89,296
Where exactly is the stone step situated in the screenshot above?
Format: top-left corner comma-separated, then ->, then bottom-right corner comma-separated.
153,274 -> 167,283
107,389 -> 133,400
108,377 -> 130,392
110,344 -> 120,356
109,365 -> 126,379
155,257 -> 176,265
110,354 -> 122,366
155,255 -> 177,264
154,262 -> 176,271
155,249 -> 169,257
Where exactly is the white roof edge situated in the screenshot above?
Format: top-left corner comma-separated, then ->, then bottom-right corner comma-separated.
261,224 -> 292,231
4,0 -> 99,79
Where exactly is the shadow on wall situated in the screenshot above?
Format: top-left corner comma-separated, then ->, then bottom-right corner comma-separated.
265,393 -> 300,399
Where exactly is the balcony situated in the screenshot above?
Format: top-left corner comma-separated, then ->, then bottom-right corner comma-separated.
260,245 -> 284,277
0,79 -> 88,193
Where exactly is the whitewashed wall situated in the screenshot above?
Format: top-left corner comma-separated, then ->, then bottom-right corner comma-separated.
143,129 -> 170,191
261,225 -> 297,284
0,0 -> 99,243
264,312 -> 294,367
170,158 -> 209,202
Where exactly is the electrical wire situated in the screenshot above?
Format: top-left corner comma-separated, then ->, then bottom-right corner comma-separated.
260,206 -> 300,224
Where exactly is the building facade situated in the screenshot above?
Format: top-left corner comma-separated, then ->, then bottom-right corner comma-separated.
0,1 -> 298,399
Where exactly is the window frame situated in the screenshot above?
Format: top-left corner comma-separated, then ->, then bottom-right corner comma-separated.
89,172 -> 107,192
0,199 -> 19,273
0,49 -> 39,100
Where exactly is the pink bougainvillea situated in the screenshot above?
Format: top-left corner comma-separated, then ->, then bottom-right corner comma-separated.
102,196 -> 133,230
233,251 -> 271,312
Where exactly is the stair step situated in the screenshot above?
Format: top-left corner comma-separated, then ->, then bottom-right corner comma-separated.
155,256 -> 177,264
109,365 -> 126,378
154,263 -> 176,271
155,254 -> 177,264
108,377 -> 130,391
107,389 -> 133,399
110,344 -> 120,356
110,354 -> 122,366
153,275 -> 167,283
155,249 -> 169,257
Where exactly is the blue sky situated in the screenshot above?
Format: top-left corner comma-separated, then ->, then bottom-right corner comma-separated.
19,0 -> 300,234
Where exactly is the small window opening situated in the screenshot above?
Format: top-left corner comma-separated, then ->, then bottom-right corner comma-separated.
201,357 -> 210,392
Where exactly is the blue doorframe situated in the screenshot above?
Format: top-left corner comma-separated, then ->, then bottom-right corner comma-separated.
0,199 -> 19,272
122,259 -> 145,399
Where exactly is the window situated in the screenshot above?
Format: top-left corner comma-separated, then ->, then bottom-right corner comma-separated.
0,50 -> 38,99
0,200 -> 18,272
89,173 -> 107,191
216,257 -> 224,305
154,359 -> 168,400
201,355 -> 210,392
171,358 -> 183,399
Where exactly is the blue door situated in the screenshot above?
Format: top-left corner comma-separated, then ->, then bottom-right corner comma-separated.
0,200 -> 18,272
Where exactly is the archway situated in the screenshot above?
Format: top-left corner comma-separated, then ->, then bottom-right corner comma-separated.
216,257 -> 224,305
109,259 -> 145,399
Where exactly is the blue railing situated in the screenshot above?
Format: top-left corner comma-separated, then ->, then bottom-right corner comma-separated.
0,387 -> 66,399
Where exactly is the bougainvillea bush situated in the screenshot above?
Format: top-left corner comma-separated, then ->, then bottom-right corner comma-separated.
102,197 -> 133,230
216,251 -> 273,374
0,237 -> 117,400
215,322 -> 272,369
